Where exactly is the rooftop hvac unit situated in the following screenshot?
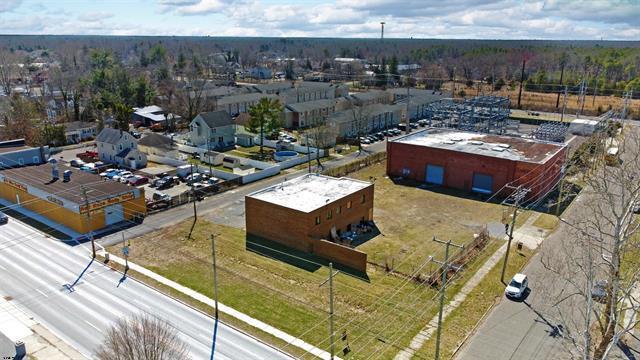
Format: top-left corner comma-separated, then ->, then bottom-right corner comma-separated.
470,141 -> 484,145
63,170 -> 72,182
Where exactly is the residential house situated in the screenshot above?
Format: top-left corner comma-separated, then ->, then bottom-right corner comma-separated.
63,121 -> 97,144
0,139 -> 49,169
189,111 -> 236,150
131,105 -> 182,128
96,128 -> 147,169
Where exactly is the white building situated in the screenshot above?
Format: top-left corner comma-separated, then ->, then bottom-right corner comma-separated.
96,128 -> 147,169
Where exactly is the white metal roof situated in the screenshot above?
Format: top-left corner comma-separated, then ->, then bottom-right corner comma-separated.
247,174 -> 371,213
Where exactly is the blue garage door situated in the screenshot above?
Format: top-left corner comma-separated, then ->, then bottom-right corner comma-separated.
472,173 -> 493,194
425,164 -> 444,185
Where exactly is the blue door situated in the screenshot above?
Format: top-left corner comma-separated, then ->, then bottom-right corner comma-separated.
472,173 -> 493,194
426,164 -> 444,185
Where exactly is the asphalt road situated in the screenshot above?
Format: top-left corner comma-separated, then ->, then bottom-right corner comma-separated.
456,126 -> 639,360
99,137 -> 390,246
0,219 -> 294,360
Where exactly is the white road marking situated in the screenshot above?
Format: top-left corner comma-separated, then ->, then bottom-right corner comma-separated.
84,320 -> 103,333
133,298 -> 151,309
36,289 -> 48,298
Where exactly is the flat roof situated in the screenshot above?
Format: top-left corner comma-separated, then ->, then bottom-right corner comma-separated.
247,174 -> 371,213
0,164 -> 136,205
391,128 -> 565,164
0,145 -> 30,154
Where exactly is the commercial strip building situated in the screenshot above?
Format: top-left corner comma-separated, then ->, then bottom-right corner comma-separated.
0,163 -> 146,234
245,174 -> 374,271
0,139 -> 49,169
387,128 -> 567,200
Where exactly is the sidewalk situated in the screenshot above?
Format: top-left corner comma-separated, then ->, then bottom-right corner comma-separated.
394,213 -> 544,360
0,296 -> 86,360
105,251 -> 339,360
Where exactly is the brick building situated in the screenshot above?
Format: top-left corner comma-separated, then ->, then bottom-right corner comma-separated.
245,174 -> 373,271
387,128 -> 567,200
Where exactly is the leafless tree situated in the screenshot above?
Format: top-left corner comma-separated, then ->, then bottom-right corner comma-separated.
95,314 -> 190,360
541,123 -> 640,359
306,116 -> 337,168
0,49 -> 17,95
349,105 -> 373,152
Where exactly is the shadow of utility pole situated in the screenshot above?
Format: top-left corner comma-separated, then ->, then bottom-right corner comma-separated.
63,258 -> 95,292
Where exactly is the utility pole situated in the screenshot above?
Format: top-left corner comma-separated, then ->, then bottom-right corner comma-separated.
81,186 -> 96,259
210,234 -> 219,360
517,59 -> 526,109
580,80 -> 587,115
319,262 -> 338,359
122,232 -> 129,273
190,163 -> 197,220
560,85 -> 568,122
405,85 -> 411,135
555,60 -> 566,109
500,186 -> 529,283
431,237 -> 464,360
555,151 -> 569,216
306,132 -> 311,174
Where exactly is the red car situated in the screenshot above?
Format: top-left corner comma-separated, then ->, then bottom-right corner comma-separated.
128,175 -> 149,186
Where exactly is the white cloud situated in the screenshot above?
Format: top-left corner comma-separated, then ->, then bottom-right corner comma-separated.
0,0 -> 22,12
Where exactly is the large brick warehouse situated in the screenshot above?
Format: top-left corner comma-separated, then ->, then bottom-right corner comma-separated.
245,174 -> 374,272
387,128 -> 567,200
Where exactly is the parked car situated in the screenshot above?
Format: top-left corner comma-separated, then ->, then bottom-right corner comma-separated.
505,273 -> 528,299
120,174 -> 136,184
99,168 -> 118,177
185,173 -> 203,184
70,159 -> 85,168
591,280 -> 608,303
155,176 -> 176,190
0,211 -> 8,225
152,191 -> 172,202
112,171 -> 132,182
410,122 -> 418,129
359,137 -> 371,145
128,175 -> 149,186
79,165 -> 98,174
131,131 -> 142,139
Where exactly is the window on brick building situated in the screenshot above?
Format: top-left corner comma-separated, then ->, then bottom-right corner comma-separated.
361,194 -> 366,204
347,201 -> 352,209
315,216 -> 321,225
336,206 -> 342,215
327,210 -> 332,220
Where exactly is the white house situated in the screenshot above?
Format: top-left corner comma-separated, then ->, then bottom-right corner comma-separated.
189,111 -> 236,150
96,128 -> 147,169
63,121 -> 97,144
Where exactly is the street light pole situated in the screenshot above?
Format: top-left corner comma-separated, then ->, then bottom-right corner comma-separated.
210,234 -> 220,360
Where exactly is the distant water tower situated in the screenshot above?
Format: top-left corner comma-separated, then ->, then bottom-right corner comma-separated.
380,22 -> 385,40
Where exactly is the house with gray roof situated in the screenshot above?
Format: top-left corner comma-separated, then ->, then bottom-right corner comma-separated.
137,133 -> 174,156
63,121 -> 97,144
189,110 -> 236,150
96,128 -> 147,169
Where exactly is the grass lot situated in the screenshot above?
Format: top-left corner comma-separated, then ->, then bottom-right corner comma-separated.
532,213 -> 560,231
415,246 -> 534,359
350,162 -> 512,273
230,145 -> 275,161
111,220 -> 445,359
110,219 -> 509,359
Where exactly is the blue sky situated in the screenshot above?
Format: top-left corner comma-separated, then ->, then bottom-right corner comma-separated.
0,0 -> 638,39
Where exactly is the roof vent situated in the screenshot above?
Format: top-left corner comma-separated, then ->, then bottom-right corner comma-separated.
491,147 -> 506,152
470,141 -> 484,145
497,144 -> 511,149
63,170 -> 72,182
450,137 -> 463,142
443,140 -> 456,145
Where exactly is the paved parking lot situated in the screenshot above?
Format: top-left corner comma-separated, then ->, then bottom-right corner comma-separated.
141,181 -> 190,200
